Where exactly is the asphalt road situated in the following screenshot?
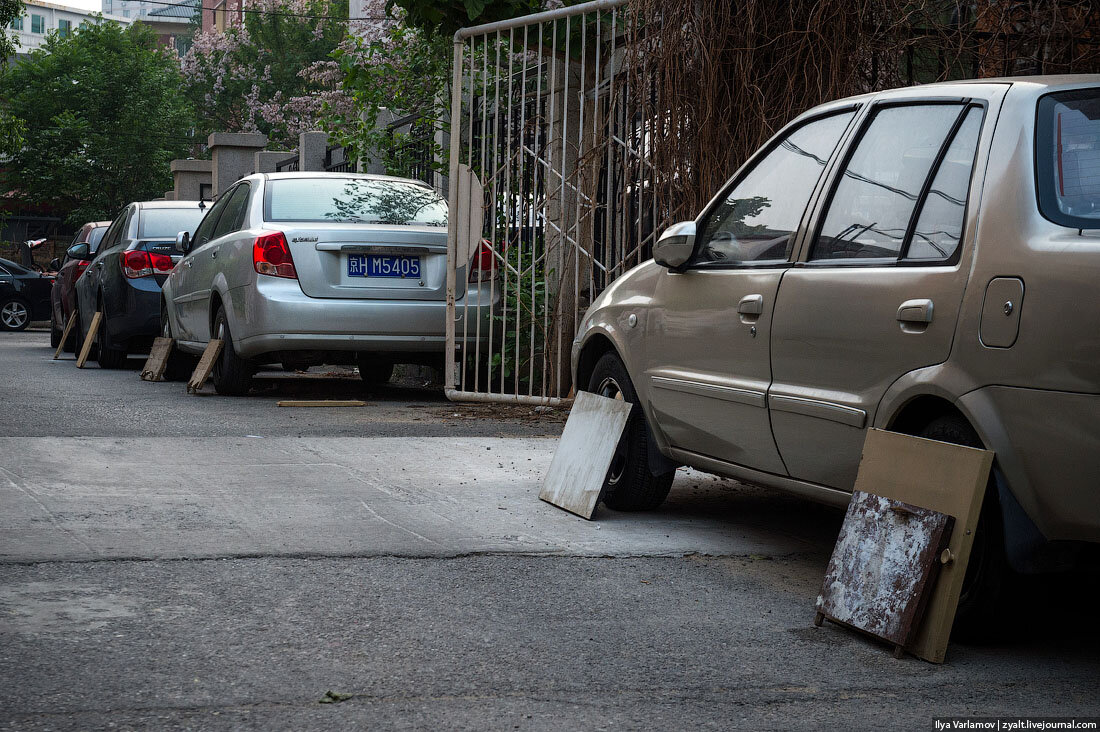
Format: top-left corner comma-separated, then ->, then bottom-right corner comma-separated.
2,329 -> 1098,731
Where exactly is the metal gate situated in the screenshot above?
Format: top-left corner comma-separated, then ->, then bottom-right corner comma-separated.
445,0 -> 668,405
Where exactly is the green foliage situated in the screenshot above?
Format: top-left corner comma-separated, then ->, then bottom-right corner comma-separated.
323,23 -> 450,176
388,0 -> 542,39
488,239 -> 548,391
0,21 -> 193,225
0,0 -> 20,60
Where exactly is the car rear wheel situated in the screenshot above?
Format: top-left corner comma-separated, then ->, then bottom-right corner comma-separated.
917,414 -> 1008,642
160,308 -> 196,382
357,354 -> 394,385
588,352 -> 675,511
0,298 -> 30,331
211,306 -> 253,396
95,300 -> 127,369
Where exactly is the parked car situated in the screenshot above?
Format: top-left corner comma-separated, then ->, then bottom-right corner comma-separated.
49,221 -> 111,350
160,173 -> 497,395
572,76 -> 1100,637
0,257 -> 53,331
74,201 -> 207,368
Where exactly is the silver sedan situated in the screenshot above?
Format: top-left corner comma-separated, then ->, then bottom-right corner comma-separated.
161,173 -> 497,395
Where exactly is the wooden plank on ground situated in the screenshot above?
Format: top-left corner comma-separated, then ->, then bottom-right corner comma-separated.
53,311 -> 78,360
538,390 -> 632,520
814,491 -> 954,657
839,429 -> 993,663
186,338 -> 224,393
140,337 -> 175,382
276,400 -> 367,407
75,312 -> 101,369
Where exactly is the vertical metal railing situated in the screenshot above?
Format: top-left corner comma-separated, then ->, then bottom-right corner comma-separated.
445,0 -> 667,405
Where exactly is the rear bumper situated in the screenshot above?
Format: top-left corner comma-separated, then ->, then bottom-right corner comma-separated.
959,385 -> 1100,544
104,278 -> 162,351
229,276 -> 496,359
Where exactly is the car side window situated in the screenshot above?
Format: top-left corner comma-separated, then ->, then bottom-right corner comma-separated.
99,213 -> 126,252
210,184 -> 251,240
810,103 -> 968,261
191,191 -> 234,249
905,107 -> 983,261
694,110 -> 856,266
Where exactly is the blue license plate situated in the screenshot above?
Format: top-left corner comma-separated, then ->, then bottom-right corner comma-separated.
347,254 -> 421,279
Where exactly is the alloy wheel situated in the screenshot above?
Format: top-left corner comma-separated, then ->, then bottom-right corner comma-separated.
595,375 -> 629,486
1,301 -> 29,330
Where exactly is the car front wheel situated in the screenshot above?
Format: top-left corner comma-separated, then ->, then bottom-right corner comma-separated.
587,352 -> 675,511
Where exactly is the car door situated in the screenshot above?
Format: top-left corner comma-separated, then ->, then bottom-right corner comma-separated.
188,183 -> 251,342
76,211 -> 127,331
768,88 -> 1003,490
174,192 -> 234,340
643,108 -> 858,474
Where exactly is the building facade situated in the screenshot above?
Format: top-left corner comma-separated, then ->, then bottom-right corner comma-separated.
7,0 -> 131,57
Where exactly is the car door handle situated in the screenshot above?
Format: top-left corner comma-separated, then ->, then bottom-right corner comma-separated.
211,247 -> 219,259
184,260 -> 193,269
738,294 -> 764,316
897,298 -> 934,323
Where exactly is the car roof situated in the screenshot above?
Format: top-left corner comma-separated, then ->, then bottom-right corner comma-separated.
256,171 -> 436,190
134,200 -> 207,210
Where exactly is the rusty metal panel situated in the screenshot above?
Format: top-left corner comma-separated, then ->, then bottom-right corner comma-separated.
815,490 -> 954,650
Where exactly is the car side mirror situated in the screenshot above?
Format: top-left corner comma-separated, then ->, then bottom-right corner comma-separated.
654,221 -> 696,269
175,231 -> 190,254
66,243 -> 90,260
48,257 -> 61,271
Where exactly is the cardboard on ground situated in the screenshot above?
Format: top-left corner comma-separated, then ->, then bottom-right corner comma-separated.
539,390 -> 632,520
853,429 -> 993,663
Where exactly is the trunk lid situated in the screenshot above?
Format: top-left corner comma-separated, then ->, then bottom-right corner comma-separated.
280,223 -> 457,301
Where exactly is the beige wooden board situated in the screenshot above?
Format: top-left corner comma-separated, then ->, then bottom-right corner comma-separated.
539,390 -> 632,520
53,311 -> 78,360
851,429 -> 993,663
140,337 -> 175,382
187,339 -> 224,393
276,400 -> 366,408
75,312 -> 101,369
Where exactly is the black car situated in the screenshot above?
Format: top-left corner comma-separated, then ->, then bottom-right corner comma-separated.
0,257 -> 53,332
74,200 -> 207,368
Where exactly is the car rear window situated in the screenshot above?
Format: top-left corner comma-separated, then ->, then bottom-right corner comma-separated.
139,208 -> 207,239
265,178 -> 448,226
1037,88 -> 1100,229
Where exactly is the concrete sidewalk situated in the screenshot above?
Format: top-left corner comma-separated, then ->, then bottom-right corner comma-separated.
0,437 -> 842,564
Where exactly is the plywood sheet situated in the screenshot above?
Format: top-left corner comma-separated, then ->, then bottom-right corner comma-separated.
140,337 -> 175,382
851,429 -> 993,663
816,491 -> 954,648
539,390 -> 632,520
186,339 -> 224,393
53,311 -> 77,360
75,312 -> 101,369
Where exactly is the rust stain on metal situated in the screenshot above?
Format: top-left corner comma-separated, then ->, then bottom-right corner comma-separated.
815,490 -> 954,650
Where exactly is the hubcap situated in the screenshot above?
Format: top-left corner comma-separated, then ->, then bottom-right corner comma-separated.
596,376 -> 629,485
1,301 -> 28,329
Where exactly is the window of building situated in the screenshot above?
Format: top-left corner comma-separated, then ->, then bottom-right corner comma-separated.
9,16 -> 23,30
58,19 -> 72,37
31,14 -> 44,33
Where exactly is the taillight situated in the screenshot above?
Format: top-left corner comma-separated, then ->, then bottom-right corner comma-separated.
468,240 -> 496,284
74,260 -> 91,280
253,231 -> 297,279
121,251 -> 174,279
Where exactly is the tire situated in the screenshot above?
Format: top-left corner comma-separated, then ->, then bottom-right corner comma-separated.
917,414 -> 1008,642
211,306 -> 253,396
95,299 -> 127,369
50,316 -> 62,348
0,298 -> 31,331
588,352 -> 675,511
160,307 -> 196,382
357,354 -> 395,385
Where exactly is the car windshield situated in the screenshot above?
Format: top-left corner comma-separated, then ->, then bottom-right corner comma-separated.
88,226 -> 108,253
265,178 -> 448,226
1037,88 -> 1100,228
139,207 -> 207,239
